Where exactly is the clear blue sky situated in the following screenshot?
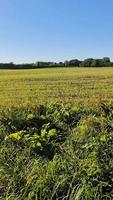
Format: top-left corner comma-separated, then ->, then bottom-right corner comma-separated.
0,0 -> 113,63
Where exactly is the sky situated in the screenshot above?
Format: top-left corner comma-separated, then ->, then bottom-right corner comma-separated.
0,0 -> 113,63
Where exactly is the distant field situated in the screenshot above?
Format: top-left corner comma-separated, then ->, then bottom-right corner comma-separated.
0,67 -> 113,108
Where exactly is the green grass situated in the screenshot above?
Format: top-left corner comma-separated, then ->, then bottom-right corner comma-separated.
0,67 -> 113,108
1,103 -> 113,200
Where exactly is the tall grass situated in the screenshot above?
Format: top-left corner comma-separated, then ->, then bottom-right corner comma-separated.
1,103 -> 113,199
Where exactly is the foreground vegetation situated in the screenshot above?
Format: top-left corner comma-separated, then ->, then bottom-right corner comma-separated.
1,67 -> 113,108
1,103 -> 113,199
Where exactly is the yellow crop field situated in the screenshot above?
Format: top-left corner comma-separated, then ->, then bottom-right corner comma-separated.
0,67 -> 113,108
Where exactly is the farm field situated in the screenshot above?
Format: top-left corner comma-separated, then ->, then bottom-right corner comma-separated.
1,67 -> 113,199
0,67 -> 113,108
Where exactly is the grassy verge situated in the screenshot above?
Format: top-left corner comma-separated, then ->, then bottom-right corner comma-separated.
1,103 -> 113,199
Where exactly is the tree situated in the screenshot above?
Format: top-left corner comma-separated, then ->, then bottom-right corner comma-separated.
68,59 -> 80,67
80,58 -> 94,67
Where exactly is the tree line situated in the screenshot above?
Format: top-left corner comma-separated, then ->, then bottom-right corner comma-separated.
0,57 -> 113,69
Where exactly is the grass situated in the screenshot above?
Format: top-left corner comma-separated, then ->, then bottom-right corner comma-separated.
0,67 -> 113,108
1,103 -> 113,199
